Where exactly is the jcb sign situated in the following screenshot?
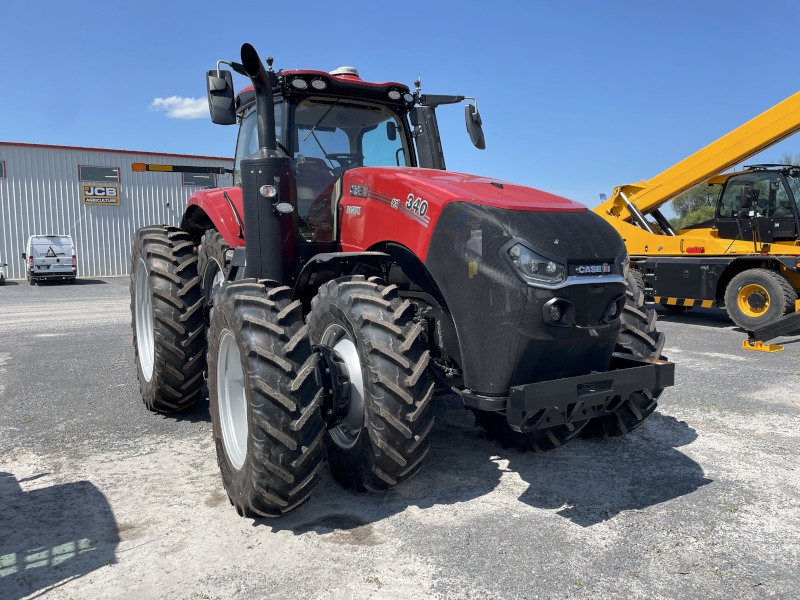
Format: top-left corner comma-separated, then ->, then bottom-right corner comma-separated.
83,184 -> 120,206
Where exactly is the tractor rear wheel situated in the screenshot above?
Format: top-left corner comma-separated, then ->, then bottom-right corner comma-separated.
307,276 -> 435,492
207,279 -> 326,516
724,268 -> 796,330
198,229 -> 230,303
580,267 -> 666,439
130,225 -> 206,412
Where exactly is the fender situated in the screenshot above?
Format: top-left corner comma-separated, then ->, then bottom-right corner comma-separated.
293,251 -> 389,309
180,187 -> 245,248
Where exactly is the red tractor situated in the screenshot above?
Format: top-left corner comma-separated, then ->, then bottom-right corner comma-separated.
130,43 -> 674,517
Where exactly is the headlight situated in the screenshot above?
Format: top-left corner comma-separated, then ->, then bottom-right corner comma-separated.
311,79 -> 327,90
388,90 -> 401,100
290,78 -> 308,90
507,243 -> 566,285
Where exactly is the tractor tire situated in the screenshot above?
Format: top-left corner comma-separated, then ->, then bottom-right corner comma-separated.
307,275 -> 435,492
207,279 -> 326,517
471,408 -> 587,452
130,225 -> 207,412
198,229 -> 230,302
580,267 -> 666,439
724,268 -> 796,330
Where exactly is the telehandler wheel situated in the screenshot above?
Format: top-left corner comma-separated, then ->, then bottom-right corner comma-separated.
307,275 -> 435,492
724,268 -> 796,330
580,268 -> 666,439
130,225 -> 207,412
198,229 -> 230,303
207,279 -> 326,517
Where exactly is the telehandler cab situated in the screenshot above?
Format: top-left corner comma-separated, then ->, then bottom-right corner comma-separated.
130,43 -> 674,516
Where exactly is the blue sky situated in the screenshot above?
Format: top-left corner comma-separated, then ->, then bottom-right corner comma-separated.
2,0 -> 800,210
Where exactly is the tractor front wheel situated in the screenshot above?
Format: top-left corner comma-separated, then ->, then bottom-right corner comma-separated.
207,279 -> 326,516
307,276 -> 435,492
724,268 -> 796,330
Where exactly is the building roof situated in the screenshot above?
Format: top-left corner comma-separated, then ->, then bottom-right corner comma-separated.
0,141 -> 233,162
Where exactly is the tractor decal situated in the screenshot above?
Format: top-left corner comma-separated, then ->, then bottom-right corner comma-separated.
368,189 -> 430,228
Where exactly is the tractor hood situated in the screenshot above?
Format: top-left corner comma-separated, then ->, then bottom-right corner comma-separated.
351,167 -> 588,213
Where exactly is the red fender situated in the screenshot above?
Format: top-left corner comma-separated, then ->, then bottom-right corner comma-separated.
183,187 -> 245,248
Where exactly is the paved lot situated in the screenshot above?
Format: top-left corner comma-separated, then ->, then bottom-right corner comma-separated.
0,277 -> 798,599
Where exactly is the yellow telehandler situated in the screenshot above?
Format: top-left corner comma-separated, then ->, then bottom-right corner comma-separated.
594,91 -> 800,336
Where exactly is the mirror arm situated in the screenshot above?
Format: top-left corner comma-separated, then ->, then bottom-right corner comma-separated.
217,60 -> 247,78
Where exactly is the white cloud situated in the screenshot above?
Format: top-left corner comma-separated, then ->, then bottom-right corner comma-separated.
149,96 -> 208,119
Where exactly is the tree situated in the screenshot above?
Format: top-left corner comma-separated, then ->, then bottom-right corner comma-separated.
669,184 -> 717,230
780,152 -> 800,166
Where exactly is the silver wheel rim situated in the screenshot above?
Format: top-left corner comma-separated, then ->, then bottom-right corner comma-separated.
134,259 -> 155,382
322,324 -> 365,450
217,329 -> 248,470
204,257 -> 225,302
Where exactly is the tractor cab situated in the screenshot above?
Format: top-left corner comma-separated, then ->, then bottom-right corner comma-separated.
208,59 -> 483,247
710,165 -> 800,243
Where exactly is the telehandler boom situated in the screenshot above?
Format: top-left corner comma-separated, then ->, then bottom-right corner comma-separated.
594,91 -> 800,329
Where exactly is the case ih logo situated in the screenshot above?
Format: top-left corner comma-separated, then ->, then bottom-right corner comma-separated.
576,264 -> 611,274
83,184 -> 120,206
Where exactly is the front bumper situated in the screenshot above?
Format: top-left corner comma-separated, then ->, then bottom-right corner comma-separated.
460,353 -> 674,433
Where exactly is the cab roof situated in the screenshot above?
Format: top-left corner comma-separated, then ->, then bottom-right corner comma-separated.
235,69 -> 412,113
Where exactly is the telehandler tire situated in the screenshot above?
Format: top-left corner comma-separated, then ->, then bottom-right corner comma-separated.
207,279 -> 326,517
580,267 -> 666,439
130,225 -> 206,412
724,268 -> 796,330
308,275 -> 435,492
198,229 -> 230,303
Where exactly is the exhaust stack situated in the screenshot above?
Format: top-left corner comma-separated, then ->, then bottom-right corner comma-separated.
239,43 -> 298,284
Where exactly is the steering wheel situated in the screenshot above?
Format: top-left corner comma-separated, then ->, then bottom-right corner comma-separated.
325,153 -> 364,168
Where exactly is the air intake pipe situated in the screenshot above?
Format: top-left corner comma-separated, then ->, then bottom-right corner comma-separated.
239,43 -> 298,283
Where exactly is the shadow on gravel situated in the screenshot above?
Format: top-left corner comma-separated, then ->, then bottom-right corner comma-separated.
513,413 -> 711,526
655,307 -> 733,329
255,397 -> 709,538
0,472 -> 119,599
161,395 -> 212,423
0,281 -> 19,286
32,278 -> 108,286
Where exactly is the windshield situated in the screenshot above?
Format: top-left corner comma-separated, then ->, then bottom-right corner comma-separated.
291,97 -> 411,241
718,171 -> 795,219
784,174 -> 800,216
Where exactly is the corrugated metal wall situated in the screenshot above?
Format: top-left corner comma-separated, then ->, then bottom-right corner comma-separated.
0,143 -> 233,279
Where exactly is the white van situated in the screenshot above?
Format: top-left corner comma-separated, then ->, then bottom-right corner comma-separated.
22,235 -> 77,285
0,260 -> 7,285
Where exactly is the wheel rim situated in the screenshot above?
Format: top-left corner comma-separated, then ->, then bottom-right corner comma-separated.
203,258 -> 225,302
217,329 -> 248,470
134,259 -> 155,382
321,324 -> 365,450
737,283 -> 770,317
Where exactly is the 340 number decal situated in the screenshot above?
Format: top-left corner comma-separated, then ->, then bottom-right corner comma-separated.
406,194 -> 428,217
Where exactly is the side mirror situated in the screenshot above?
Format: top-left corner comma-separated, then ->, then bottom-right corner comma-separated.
386,121 -> 397,141
599,193 -> 608,201
206,69 -> 237,125
465,103 -> 485,150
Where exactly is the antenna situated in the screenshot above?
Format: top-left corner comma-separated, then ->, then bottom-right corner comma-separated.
414,75 -> 421,96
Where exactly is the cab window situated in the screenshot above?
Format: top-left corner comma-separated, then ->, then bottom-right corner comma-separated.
292,97 -> 410,242
233,103 -> 283,185
718,172 -> 792,219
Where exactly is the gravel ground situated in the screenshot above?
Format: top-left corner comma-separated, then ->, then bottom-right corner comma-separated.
0,277 -> 798,599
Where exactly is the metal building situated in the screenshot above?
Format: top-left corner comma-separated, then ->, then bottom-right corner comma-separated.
0,142 -> 233,279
